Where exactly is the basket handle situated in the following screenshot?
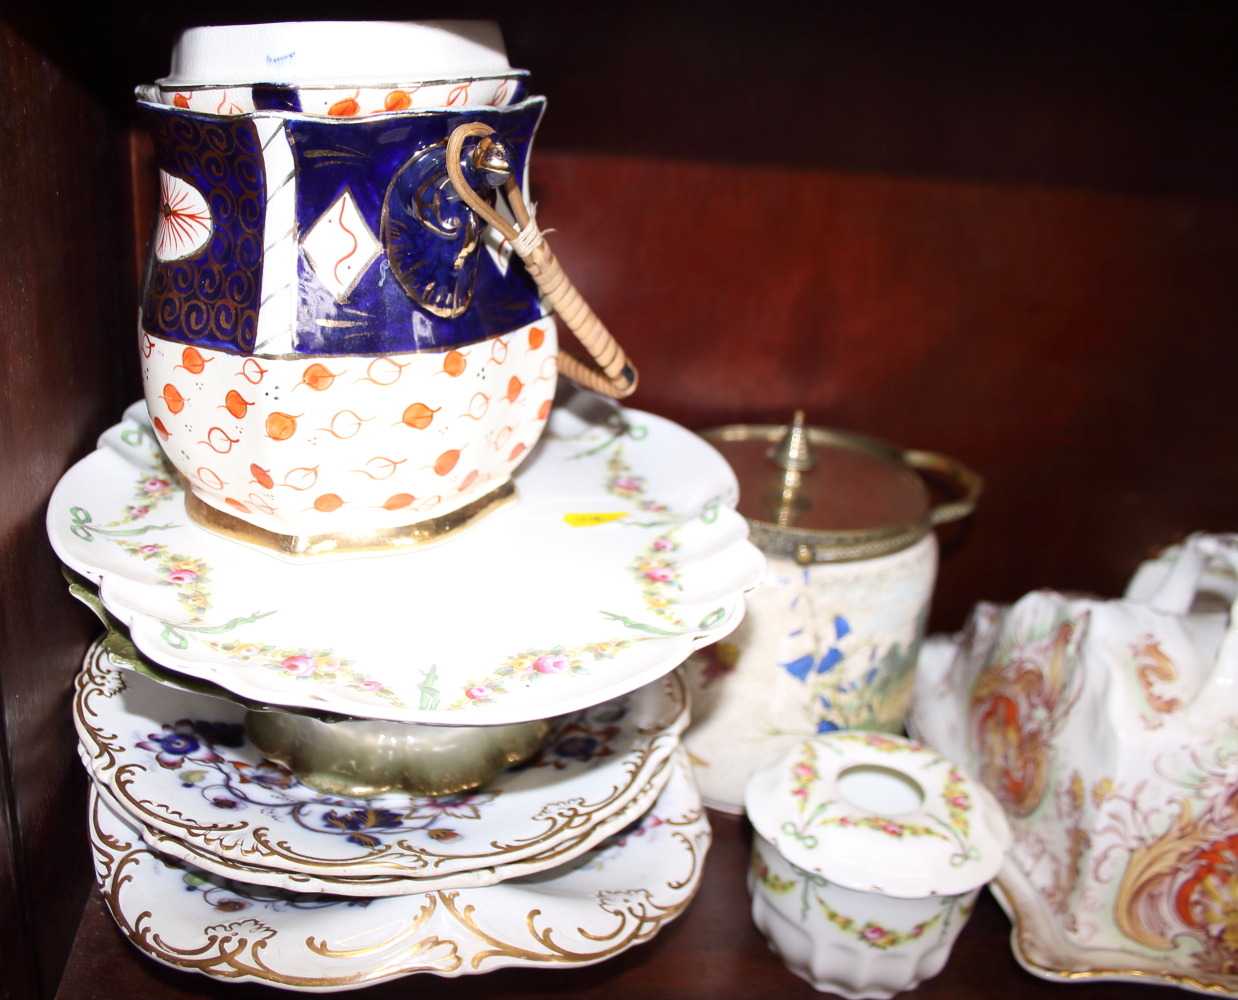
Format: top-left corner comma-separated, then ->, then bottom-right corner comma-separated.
444,123 -> 638,399
1145,533 -> 1238,616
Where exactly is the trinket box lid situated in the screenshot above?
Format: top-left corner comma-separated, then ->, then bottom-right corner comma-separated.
745,732 -> 1010,898
161,20 -> 514,88
700,415 -> 981,564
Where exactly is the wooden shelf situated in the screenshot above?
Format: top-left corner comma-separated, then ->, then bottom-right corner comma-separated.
55,810 -> 1171,1000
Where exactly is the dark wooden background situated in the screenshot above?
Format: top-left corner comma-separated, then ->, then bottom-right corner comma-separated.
1,3 -> 1235,997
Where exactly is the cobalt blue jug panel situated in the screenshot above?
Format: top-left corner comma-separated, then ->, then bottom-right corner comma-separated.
251,87 -> 302,112
139,99 -> 547,358
286,99 -> 547,355
140,108 -> 266,354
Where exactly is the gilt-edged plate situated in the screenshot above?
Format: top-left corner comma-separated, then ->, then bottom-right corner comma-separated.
49,396 -> 763,724
90,748 -> 709,992
83,749 -> 672,896
75,643 -> 686,880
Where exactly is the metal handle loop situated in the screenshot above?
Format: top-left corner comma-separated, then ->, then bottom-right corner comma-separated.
901,449 -> 984,525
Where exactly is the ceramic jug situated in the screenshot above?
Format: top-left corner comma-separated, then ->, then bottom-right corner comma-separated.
136,22 -> 591,558
910,532 -> 1238,994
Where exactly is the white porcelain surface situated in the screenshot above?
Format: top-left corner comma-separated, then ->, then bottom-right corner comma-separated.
161,21 -> 513,87
745,733 -> 1009,898
685,535 -> 936,813
89,747 -> 709,991
75,643 -> 686,881
745,733 -> 1006,997
49,401 -> 763,724
750,832 -> 979,999
909,532 -> 1238,995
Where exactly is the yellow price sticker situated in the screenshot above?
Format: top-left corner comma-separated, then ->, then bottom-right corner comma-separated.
563,512 -> 628,528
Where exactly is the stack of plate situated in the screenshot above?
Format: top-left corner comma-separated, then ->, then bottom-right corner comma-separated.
50,397 -> 764,989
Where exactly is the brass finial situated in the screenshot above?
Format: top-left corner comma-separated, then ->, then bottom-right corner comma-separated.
471,135 -> 514,188
763,411 -> 815,529
769,410 -> 816,472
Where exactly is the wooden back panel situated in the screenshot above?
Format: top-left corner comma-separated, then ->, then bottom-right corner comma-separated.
529,153 -> 1238,629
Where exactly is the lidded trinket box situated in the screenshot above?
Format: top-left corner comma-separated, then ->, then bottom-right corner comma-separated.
745,732 -> 1010,998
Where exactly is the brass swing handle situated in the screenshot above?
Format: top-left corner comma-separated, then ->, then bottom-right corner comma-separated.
901,449 -> 984,526
444,122 -> 638,399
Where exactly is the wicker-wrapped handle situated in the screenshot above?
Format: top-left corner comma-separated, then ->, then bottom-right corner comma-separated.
444,122 -> 638,399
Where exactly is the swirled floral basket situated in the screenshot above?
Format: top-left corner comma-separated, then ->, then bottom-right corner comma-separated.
910,532 -> 1238,996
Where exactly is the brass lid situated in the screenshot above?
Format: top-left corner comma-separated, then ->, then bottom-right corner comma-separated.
701,413 -> 982,564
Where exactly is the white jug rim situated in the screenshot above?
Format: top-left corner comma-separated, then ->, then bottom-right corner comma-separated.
159,21 -> 513,88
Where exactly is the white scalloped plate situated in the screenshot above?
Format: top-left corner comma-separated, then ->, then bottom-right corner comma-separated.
75,643 -> 685,880
49,397 -> 763,724
85,752 -> 671,896
89,748 -> 709,992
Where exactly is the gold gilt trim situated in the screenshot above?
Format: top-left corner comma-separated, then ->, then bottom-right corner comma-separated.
665,831 -> 704,891
78,653 -> 688,875
183,479 -> 517,558
128,751 -> 674,895
638,671 -> 691,736
89,783 -> 707,988
141,324 -> 525,360
90,790 -> 462,987
993,875 -> 1238,995
443,829 -> 706,969
73,643 -> 128,773
139,823 -> 409,890
113,764 -> 249,837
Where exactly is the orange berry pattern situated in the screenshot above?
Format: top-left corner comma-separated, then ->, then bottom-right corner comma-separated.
151,79 -> 523,117
142,318 -> 556,533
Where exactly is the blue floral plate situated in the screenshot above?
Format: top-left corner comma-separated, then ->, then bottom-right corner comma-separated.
75,642 -> 686,880
88,745 -> 709,990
